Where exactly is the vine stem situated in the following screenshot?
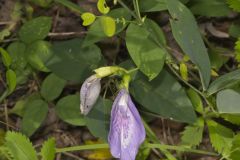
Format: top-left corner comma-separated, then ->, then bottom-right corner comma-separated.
55,143 -> 218,156
117,0 -> 139,20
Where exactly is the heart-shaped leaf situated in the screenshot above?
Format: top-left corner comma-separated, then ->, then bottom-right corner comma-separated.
97,0 -> 110,14
81,12 -> 96,26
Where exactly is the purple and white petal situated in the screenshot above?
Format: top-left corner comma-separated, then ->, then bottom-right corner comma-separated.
108,89 -> 146,160
80,74 -> 101,115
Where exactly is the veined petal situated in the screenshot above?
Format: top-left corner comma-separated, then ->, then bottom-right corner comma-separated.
108,89 -> 146,160
80,74 -> 101,115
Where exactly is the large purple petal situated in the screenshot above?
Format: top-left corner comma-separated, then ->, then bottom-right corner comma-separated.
108,89 -> 146,160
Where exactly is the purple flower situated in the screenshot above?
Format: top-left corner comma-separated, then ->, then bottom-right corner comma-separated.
108,89 -> 146,160
80,74 -> 101,115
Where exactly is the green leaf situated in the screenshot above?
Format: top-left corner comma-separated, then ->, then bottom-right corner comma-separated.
100,16 -> 116,37
28,0 -> 53,8
81,12 -> 96,26
97,0 -> 110,14
26,40 -> 52,72
20,99 -> 49,137
139,0 -> 166,12
41,73 -> 66,101
136,141 -> 151,160
216,89 -> 240,113
45,38 -> 102,82
227,0 -> 240,12
19,16 -> 52,43
229,24 -> 240,38
221,114 -> 240,125
207,120 -> 234,157
230,134 -> 240,160
6,69 -> 17,95
56,94 -> 86,126
83,8 -> 131,46
166,0 -> 211,90
181,118 -> 204,147
189,0 -> 231,17
41,138 -> 56,160
130,70 -> 197,123
126,20 -> 166,80
187,88 -> 203,113
0,146 -> 14,160
0,48 -> 12,67
207,69 -> 240,95
5,131 -> 38,160
85,98 -> 112,141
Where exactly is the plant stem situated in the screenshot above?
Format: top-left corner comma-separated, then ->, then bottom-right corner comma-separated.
54,0 -> 84,14
56,144 -> 109,153
0,90 -> 8,104
145,144 -> 218,156
133,0 -> 142,23
56,142 -> 218,157
117,0 -> 139,20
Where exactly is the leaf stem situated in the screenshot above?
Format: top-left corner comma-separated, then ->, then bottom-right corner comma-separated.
133,0 -> 142,23
117,0 -> 139,20
56,144 -> 109,153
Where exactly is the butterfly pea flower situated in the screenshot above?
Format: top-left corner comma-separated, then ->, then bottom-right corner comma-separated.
108,89 -> 146,160
80,74 -> 101,115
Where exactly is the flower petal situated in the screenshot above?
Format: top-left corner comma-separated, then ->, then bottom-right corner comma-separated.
108,89 -> 146,160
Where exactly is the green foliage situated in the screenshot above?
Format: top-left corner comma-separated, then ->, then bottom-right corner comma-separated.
227,0 -> 240,12
45,38 -> 102,82
166,0 -> 211,90
0,146 -> 14,160
181,118 -> 204,147
85,98 -> 112,141
56,94 -> 86,126
189,0 -> 231,17
130,70 -> 197,123
207,69 -> 240,95
40,138 -> 56,160
230,134 -> 240,159
207,120 -> 234,158
19,16 -> 52,44
126,19 -> 166,80
187,89 -> 203,113
28,0 -> 53,8
217,89 -> 240,113
0,48 -> 12,68
20,99 -> 49,136
40,73 -> 66,101
6,69 -> 17,95
5,132 -> 38,160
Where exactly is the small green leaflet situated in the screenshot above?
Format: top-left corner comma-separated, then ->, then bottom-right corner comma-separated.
81,12 -> 96,26
0,48 -> 12,67
6,69 -> 17,95
227,0 -> 240,12
181,118 -> 204,147
97,0 -> 110,14
41,138 -> 56,160
207,120 -> 234,157
5,132 -> 38,160
100,16 -> 116,37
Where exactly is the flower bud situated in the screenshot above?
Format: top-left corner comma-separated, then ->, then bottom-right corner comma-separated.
80,75 -> 101,115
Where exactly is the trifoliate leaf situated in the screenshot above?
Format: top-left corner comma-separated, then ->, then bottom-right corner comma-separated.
100,16 -> 116,37
41,138 -> 56,160
5,131 -> 38,160
97,0 -> 110,14
181,118 -> 204,147
81,12 -> 96,26
227,0 -> 240,12
207,120 -> 234,158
